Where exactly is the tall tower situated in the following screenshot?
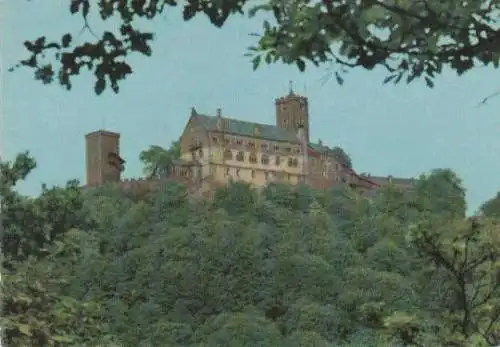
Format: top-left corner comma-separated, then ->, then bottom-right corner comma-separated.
275,82 -> 310,144
85,130 -> 125,186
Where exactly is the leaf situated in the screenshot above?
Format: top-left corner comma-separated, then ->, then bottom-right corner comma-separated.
70,0 -> 80,14
335,72 -> 344,85
252,55 -> 261,70
183,4 -> 197,21
383,75 -> 395,84
425,77 -> 434,88
94,78 -> 106,95
61,34 -> 72,48
18,324 -> 32,336
52,335 -> 74,342
296,59 -> 305,72
82,0 -> 90,18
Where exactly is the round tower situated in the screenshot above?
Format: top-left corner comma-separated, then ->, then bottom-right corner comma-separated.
275,83 -> 310,144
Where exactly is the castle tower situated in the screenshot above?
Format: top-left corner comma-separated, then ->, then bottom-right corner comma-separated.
275,82 -> 310,144
85,130 -> 125,186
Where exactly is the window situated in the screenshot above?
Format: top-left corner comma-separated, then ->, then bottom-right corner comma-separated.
287,174 -> 291,180
294,147 -> 300,154
274,145 -> 280,152
287,157 -> 298,168
285,147 -> 291,153
283,119 -> 288,126
251,170 -> 256,178
247,141 -> 255,149
249,153 -> 257,164
322,170 -> 327,177
212,136 -> 218,144
275,156 -> 281,166
198,149 -> 203,158
224,137 -> 231,145
261,143 -> 268,150
224,149 -> 232,160
293,158 -> 298,167
288,157 -> 293,167
236,139 -> 243,145
261,154 -> 269,165
265,172 -> 269,180
236,169 -> 240,177
236,151 -> 244,161
225,168 -> 230,177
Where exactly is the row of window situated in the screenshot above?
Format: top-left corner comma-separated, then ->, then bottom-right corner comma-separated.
192,147 -> 299,168
224,168 -> 292,181
223,150 -> 299,167
211,135 -> 301,154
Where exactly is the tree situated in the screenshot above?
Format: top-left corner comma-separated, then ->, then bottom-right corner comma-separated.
480,192 -> 500,218
7,151 -> 500,346
13,1 -> 499,94
0,153 -> 114,346
139,141 -> 181,179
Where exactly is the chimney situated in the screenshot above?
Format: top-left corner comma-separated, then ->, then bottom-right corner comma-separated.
85,130 -> 125,186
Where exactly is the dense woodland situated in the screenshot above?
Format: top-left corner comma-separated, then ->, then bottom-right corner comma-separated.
9,1 -> 500,346
4,147 -> 500,347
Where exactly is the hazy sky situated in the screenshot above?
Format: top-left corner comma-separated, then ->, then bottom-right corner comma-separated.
5,2 -> 500,211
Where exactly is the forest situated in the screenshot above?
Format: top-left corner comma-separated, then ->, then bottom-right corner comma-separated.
3,149 -> 500,347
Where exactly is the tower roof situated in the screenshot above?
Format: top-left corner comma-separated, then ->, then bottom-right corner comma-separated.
275,81 -> 308,103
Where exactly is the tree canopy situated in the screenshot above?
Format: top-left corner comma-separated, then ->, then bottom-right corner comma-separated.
4,149 -> 500,346
12,0 -> 499,94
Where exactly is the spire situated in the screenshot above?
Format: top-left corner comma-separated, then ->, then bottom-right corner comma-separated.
289,80 -> 294,95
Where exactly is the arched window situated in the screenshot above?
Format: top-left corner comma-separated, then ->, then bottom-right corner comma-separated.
236,151 -> 244,161
224,149 -> 232,160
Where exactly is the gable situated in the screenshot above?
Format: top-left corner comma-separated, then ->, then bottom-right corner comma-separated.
179,111 -> 209,152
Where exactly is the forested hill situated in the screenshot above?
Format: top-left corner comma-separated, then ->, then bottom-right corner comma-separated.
3,152 -> 500,346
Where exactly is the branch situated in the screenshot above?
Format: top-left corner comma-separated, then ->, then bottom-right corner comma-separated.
478,92 -> 500,107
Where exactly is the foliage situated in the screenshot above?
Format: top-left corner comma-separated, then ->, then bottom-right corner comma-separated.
13,0 -> 498,93
5,150 -> 500,345
139,141 -> 181,179
0,153 -> 114,346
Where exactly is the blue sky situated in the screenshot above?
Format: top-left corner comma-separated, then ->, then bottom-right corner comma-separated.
5,2 -> 500,212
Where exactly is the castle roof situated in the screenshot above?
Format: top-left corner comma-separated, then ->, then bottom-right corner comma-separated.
193,113 -> 301,144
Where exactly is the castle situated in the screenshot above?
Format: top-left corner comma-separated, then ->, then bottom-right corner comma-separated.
83,89 -> 414,197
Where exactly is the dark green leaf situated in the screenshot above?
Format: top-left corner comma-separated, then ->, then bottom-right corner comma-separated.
252,55 -> 261,70
424,77 -> 434,88
61,34 -> 72,48
296,59 -> 305,72
335,72 -> 344,85
383,75 -> 395,84
94,78 -> 106,95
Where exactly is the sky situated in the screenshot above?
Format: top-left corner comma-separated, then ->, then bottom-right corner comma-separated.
4,2 -> 500,212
